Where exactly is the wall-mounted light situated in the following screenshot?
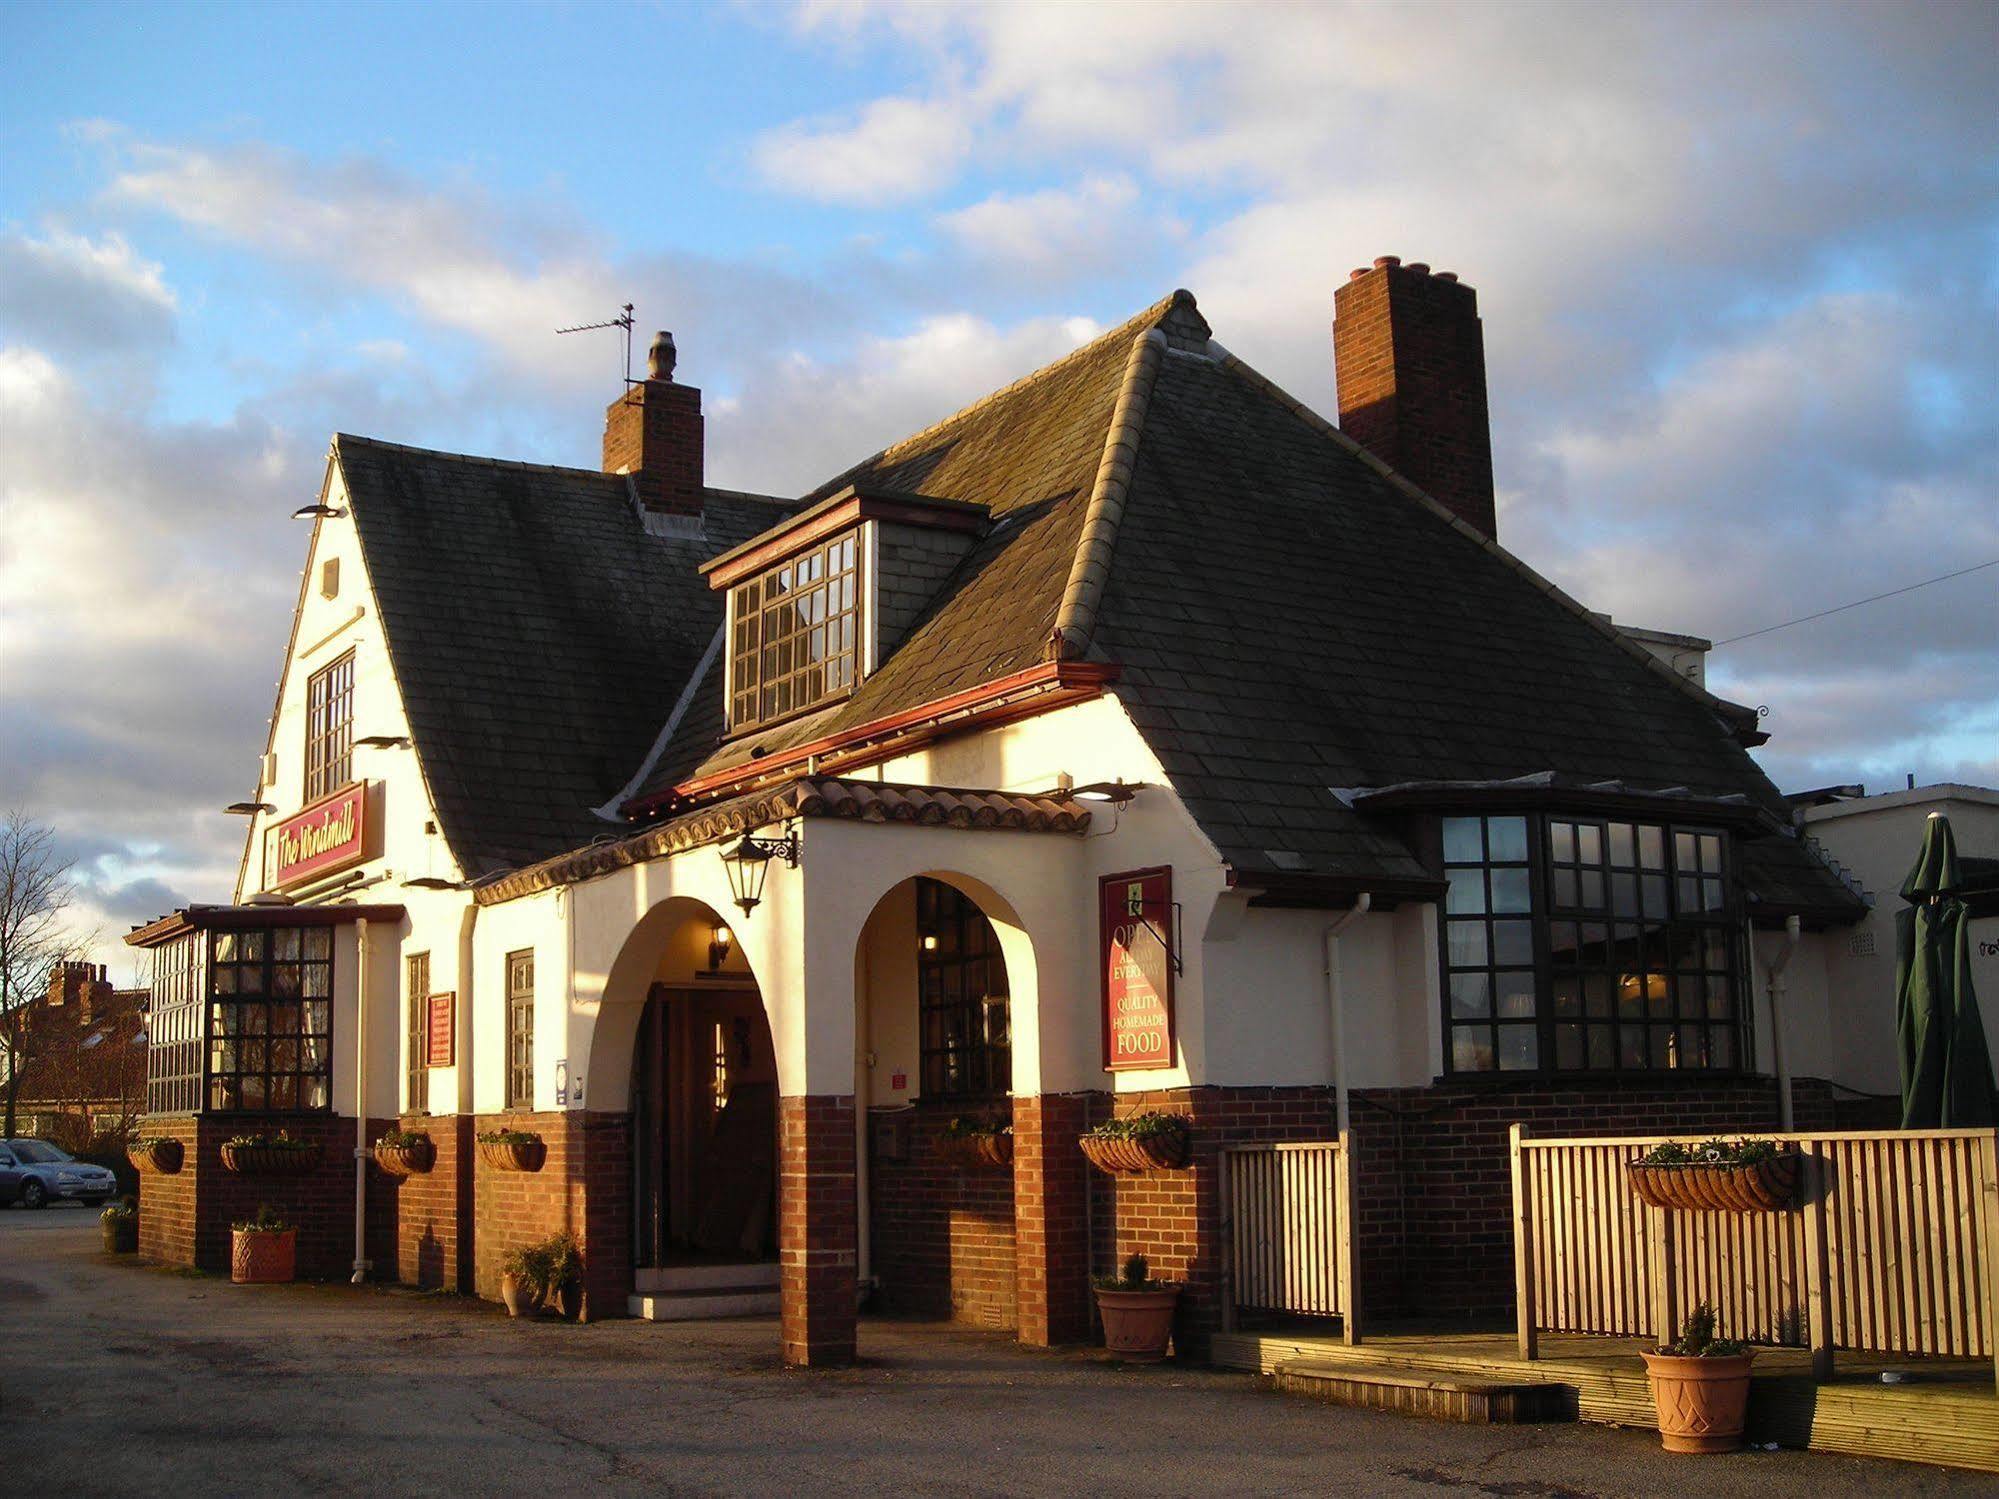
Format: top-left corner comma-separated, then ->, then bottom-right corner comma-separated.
357,735 -> 411,750
707,922 -> 734,972
1072,780 -> 1139,805
718,829 -> 799,916
920,930 -> 940,952
402,876 -> 473,891
224,802 -> 277,815
292,504 -> 349,519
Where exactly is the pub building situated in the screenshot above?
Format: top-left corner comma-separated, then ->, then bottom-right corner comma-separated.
130,258 -> 1883,1368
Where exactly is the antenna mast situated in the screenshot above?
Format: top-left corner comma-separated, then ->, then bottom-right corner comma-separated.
555,303 -> 637,384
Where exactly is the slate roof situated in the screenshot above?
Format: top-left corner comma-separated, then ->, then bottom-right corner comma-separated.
618,291 -> 1862,921
332,436 -> 791,876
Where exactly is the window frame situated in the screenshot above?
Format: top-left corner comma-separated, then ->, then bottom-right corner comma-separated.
915,877 -> 1012,1100
406,951 -> 430,1114
204,925 -> 335,1113
505,948 -> 534,1110
304,649 -> 356,804
726,529 -> 863,733
1437,812 -> 1749,1079
144,931 -> 206,1114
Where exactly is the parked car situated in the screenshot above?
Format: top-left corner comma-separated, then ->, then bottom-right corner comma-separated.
0,1139 -> 119,1208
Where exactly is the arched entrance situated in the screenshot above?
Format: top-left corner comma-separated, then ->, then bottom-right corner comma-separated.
594,896 -> 780,1316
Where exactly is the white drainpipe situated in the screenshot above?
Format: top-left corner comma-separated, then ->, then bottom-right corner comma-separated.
351,916 -> 371,1284
1756,914 -> 1803,1132
1322,895 -> 1373,1134
854,942 -> 873,1293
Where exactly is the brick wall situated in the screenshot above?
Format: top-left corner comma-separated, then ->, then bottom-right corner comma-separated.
470,1110 -> 631,1320
389,1114 -> 473,1291
602,379 -> 703,516
135,1112 -> 398,1281
780,1094 -> 857,1367
1349,1075 -> 1838,1323
867,1100 -> 1017,1329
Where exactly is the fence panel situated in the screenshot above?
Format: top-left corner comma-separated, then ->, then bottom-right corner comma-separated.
1512,1126 -> 1999,1378
1224,1140 -> 1348,1325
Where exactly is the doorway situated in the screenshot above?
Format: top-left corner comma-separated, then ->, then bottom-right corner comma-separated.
630,983 -> 779,1269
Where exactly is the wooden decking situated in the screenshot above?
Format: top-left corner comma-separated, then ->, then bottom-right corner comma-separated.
1213,1328 -> 1999,1472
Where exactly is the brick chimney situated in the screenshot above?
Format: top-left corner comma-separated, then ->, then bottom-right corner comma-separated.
1334,256 -> 1496,537
46,960 -> 111,1023
603,330 -> 704,518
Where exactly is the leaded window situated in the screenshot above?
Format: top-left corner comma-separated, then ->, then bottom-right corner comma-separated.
145,932 -> 205,1113
406,951 -> 430,1113
916,877 -> 1011,1098
729,531 -> 861,729
305,650 -> 355,803
1442,813 -> 1744,1075
506,949 -> 534,1109
207,926 -> 333,1110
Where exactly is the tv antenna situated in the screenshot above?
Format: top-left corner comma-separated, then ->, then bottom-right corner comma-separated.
555,303 -> 636,385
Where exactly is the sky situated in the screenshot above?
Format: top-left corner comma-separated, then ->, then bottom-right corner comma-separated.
2,0 -> 1995,982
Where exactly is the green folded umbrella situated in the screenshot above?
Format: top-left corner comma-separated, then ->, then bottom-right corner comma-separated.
1896,814 -> 1996,1129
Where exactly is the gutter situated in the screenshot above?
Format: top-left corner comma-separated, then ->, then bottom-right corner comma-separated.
351,915 -> 371,1284
1323,895 -> 1372,1135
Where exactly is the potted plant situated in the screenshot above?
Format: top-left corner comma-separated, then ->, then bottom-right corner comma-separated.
129,1137 -> 184,1175
100,1197 -> 138,1254
500,1241 -> 551,1318
477,1128 -> 546,1173
1641,1302 -> 1756,1453
545,1232 -> 585,1320
220,1131 -> 323,1177
1079,1113 -> 1191,1174
372,1127 -> 436,1178
1092,1253 -> 1181,1362
935,1116 -> 1013,1170
230,1204 -> 298,1284
1628,1138 -> 1800,1213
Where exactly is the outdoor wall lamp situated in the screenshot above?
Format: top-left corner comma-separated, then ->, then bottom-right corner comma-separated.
224,801 -> 277,815
292,504 -> 349,519
402,876 -> 475,891
707,922 -> 734,972
1072,780 -> 1139,805
718,830 -> 799,916
357,735 -> 412,749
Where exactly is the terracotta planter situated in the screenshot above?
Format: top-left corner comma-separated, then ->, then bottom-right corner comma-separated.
478,1138 -> 546,1173
130,1139 -> 183,1175
1642,1350 -> 1755,1453
1080,1128 -> 1189,1175
373,1137 -> 435,1178
102,1215 -> 138,1254
220,1141 -> 322,1177
1094,1286 -> 1180,1361
1628,1153 -> 1800,1213
937,1132 -> 1013,1170
501,1273 -> 543,1319
555,1280 -> 584,1321
231,1228 -> 297,1284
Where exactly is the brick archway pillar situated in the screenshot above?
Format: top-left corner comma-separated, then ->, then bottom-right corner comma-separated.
1013,1092 -> 1093,1346
779,1094 -> 857,1366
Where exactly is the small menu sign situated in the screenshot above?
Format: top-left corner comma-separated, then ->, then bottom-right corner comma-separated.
1101,867 -> 1175,1071
426,992 -> 455,1068
270,782 -> 368,888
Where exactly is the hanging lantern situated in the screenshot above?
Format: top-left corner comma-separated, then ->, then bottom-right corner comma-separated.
718,830 -> 798,916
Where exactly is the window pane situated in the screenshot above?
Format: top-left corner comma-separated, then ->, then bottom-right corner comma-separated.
1555,1024 -> 1585,1070
1608,823 -> 1636,866
1497,1026 -> 1539,1071
1549,821 -> 1576,863
1576,824 -> 1602,864
1587,1026 -> 1616,1070
1611,872 -> 1638,918
1583,973 -> 1611,1017
1491,920 -> 1533,966
1552,975 -> 1581,1016
1452,1026 -> 1494,1072
1675,831 -> 1697,868
1638,825 -> 1666,869
1449,972 -> 1491,1019
1446,921 -> 1487,967
1495,972 -> 1536,1018
1553,868 -> 1578,908
1490,866 -> 1531,914
1487,817 -> 1528,863
1699,834 -> 1723,871
1442,817 -> 1483,863
1580,870 -> 1605,909
1446,871 -> 1486,914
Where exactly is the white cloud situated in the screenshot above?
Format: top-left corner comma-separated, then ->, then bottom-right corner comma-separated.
753,93 -> 976,205
0,228 -> 177,356
936,174 -> 1142,275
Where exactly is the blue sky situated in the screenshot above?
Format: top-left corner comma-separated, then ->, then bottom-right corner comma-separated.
2,0 -> 1995,977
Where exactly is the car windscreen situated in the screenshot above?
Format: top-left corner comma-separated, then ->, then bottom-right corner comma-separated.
10,1142 -> 70,1164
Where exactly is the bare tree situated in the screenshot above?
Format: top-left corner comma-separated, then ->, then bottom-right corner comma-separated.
0,811 -> 79,1139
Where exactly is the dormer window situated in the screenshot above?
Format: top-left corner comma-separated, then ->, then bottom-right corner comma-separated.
728,529 -> 861,729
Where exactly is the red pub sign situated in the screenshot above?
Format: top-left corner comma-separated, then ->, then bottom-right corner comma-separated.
426,992 -> 455,1068
269,783 -> 368,889
1100,866 -> 1175,1071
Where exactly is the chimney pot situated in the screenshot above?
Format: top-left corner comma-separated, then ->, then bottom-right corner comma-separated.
648,330 -> 677,382
1349,268 -> 1370,282
1333,256 -> 1496,538
1434,271 -> 1458,283
1405,262 -> 1430,276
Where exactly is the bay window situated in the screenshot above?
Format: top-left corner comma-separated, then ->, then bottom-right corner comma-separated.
1442,812 -> 1744,1075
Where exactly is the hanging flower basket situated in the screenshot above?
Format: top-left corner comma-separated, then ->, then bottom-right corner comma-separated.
477,1130 -> 546,1173
935,1120 -> 1013,1170
129,1137 -> 184,1175
372,1130 -> 436,1179
1079,1113 -> 1191,1174
220,1134 -> 322,1177
1627,1140 -> 1801,1213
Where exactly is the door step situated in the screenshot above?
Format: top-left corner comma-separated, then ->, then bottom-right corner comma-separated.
628,1286 -> 781,1321
634,1262 -> 780,1294
1273,1359 -> 1572,1424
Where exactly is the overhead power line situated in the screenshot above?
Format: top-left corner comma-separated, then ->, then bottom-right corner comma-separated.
1715,557 -> 1999,647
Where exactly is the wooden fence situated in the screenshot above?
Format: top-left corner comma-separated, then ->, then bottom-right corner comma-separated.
1219,1138 -> 1359,1341
1510,1125 -> 1999,1383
